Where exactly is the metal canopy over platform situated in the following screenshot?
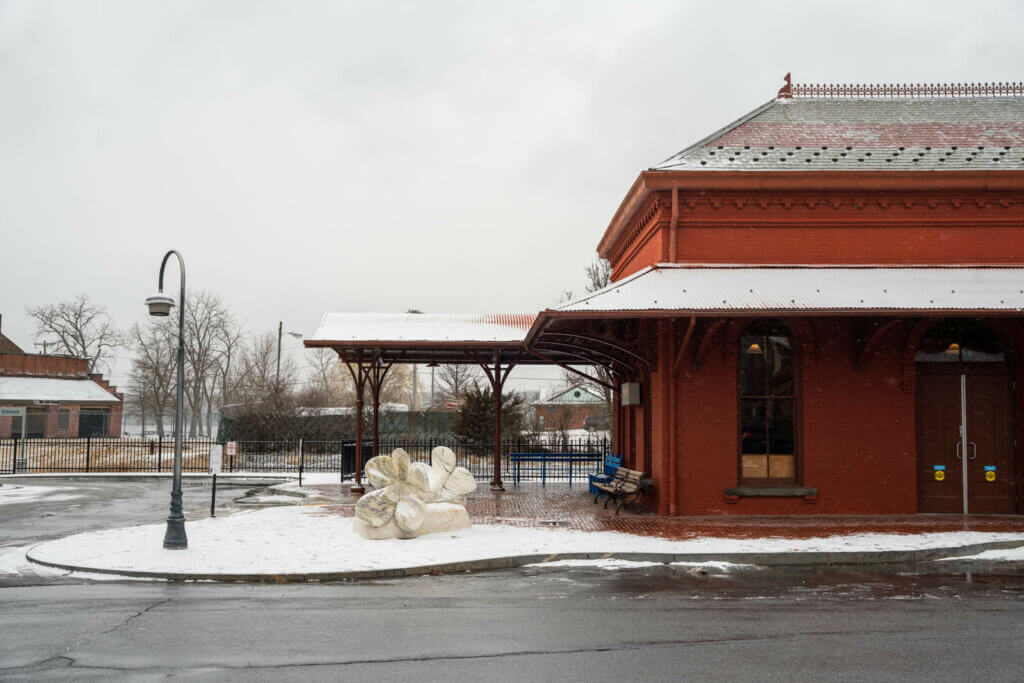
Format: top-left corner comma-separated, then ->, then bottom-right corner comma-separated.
546,264 -> 1024,317
305,311 -> 633,368
304,311 -> 643,491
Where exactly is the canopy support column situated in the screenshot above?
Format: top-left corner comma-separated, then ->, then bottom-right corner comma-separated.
366,358 -> 392,460
343,353 -> 392,493
343,357 -> 369,495
480,352 -> 517,492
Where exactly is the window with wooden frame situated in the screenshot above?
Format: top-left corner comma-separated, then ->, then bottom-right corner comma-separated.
739,320 -> 798,484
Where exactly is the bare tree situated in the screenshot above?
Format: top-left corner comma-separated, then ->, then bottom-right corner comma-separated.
238,331 -> 299,407
127,320 -> 177,437
182,291 -> 232,437
301,348 -> 353,407
202,317 -> 247,436
434,364 -> 479,406
26,294 -> 122,372
380,364 -> 413,406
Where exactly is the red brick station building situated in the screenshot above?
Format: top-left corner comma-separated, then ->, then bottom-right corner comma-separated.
308,78 -> 1024,517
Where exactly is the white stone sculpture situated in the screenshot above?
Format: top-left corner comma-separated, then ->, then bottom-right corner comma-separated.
354,447 -> 476,539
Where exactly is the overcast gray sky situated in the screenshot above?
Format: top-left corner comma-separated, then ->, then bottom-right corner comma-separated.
2,0 -> 1023,390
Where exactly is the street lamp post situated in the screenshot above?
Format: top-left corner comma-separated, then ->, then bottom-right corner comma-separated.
145,250 -> 188,550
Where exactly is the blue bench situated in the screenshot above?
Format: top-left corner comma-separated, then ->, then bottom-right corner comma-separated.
588,454 -> 623,496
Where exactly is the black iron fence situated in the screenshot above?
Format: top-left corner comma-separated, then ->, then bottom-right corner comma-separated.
0,436 -> 611,483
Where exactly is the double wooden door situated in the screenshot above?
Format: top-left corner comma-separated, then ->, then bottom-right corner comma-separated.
916,365 -> 1018,514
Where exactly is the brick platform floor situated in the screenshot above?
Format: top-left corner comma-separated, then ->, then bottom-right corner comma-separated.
306,483 -> 1024,541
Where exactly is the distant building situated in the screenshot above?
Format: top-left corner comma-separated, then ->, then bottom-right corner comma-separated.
0,317 -> 123,438
533,386 -> 607,432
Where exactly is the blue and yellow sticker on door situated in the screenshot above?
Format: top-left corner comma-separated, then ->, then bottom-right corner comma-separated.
985,465 -> 997,482
933,465 -> 946,481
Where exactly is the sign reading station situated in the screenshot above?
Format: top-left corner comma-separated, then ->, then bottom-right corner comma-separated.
0,407 -> 25,418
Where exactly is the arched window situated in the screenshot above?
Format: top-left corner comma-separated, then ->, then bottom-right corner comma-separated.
915,319 -> 1006,363
739,320 -> 798,483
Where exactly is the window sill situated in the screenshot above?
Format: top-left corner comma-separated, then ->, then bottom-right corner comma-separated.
724,486 -> 818,498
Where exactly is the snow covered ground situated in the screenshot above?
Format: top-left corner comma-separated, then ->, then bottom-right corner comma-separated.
24,506 -> 1024,578
0,484 -> 83,506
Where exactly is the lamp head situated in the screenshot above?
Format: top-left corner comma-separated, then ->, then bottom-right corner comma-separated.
145,293 -> 175,317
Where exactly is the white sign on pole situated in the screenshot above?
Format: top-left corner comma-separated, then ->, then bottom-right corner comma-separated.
209,444 -> 223,474
226,441 -> 237,457
0,407 -> 25,418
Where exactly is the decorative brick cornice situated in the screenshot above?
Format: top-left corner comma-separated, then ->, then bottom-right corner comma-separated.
609,192 -> 669,266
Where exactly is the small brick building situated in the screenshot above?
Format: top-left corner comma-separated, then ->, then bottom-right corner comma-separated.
0,321 -> 123,438
533,386 -> 608,432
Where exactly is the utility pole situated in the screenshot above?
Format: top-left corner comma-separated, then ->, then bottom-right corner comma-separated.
411,363 -> 418,410
276,321 -> 283,387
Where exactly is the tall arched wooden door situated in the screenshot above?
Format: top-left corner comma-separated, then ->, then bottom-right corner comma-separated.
916,320 -> 1018,514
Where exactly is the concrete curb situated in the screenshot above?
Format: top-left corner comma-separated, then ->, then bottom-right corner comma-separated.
24,538 -> 1024,583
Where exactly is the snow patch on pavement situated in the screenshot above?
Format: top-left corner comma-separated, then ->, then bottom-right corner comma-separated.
938,546 -> 1024,562
524,559 -> 665,570
0,545 -> 65,578
671,561 -> 753,571
25,506 -> 1024,578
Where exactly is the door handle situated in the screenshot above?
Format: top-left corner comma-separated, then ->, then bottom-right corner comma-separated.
968,442 -> 977,460
955,441 -> 963,460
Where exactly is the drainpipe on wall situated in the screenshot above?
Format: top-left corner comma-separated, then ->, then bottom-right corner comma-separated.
667,319 -> 679,516
668,187 -> 679,264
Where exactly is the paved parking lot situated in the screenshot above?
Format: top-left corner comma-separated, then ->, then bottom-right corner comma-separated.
0,477 -> 277,550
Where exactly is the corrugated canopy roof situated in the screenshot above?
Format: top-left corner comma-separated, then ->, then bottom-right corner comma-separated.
654,96 -> 1024,171
0,377 -> 120,404
307,312 -> 536,344
552,265 -> 1024,314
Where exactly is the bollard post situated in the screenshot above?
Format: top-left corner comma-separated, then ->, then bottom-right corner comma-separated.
85,437 -> 91,472
210,472 -> 217,517
12,436 -> 18,474
299,438 -> 304,482
157,436 -> 163,473
568,453 -> 573,487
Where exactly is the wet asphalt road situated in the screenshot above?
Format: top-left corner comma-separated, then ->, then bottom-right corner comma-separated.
1,479 -> 1023,681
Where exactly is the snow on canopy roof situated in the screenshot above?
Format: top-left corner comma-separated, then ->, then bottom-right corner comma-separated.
308,313 -> 537,344
653,92 -> 1024,172
553,265 -> 1024,313
0,376 -> 120,404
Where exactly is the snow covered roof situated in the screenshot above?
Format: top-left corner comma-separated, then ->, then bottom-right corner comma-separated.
654,94 -> 1024,172
0,376 -> 120,404
307,313 -> 536,344
552,265 -> 1024,314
